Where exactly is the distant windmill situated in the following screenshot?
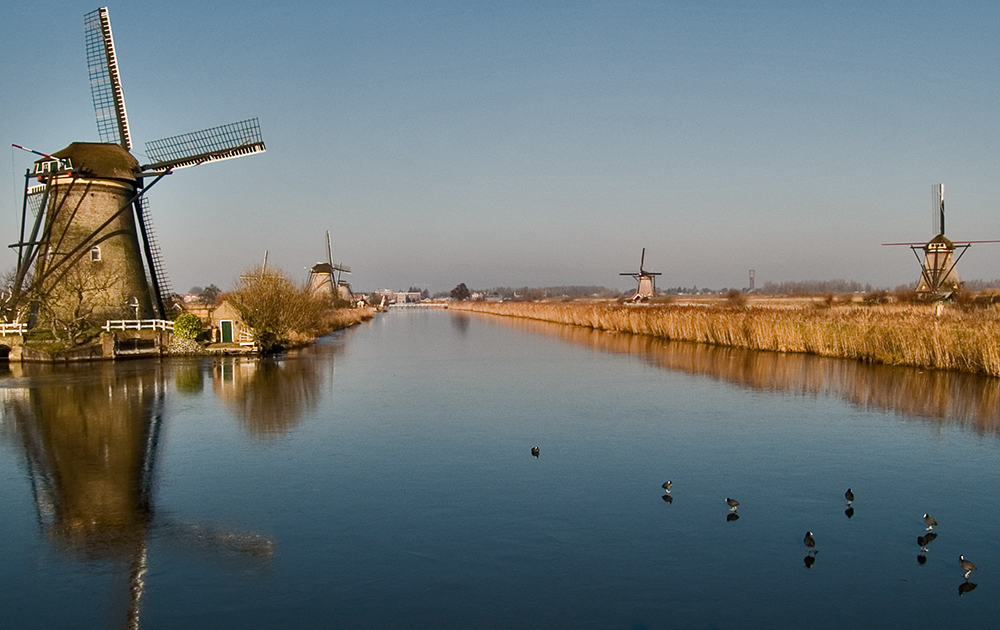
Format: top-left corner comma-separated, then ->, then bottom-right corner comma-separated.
620,248 -> 662,301
883,184 -> 1000,299
8,7 -> 265,324
308,231 -> 352,301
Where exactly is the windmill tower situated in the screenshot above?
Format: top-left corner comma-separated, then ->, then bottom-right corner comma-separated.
620,248 -> 662,301
883,184 -> 999,299
8,7 -> 265,324
308,231 -> 352,301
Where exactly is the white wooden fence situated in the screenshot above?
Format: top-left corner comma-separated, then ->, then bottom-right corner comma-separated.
0,323 -> 27,335
103,319 -> 174,331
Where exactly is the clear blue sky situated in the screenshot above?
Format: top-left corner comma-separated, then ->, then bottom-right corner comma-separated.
3,1 -> 999,294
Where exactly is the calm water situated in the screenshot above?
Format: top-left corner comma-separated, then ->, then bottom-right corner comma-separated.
2,308 -> 1000,629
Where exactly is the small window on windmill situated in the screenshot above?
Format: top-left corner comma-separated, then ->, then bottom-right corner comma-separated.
90,246 -> 101,261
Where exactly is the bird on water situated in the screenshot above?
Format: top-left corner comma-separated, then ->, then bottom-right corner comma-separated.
662,481 -> 672,493
726,498 -> 739,512
804,531 -> 816,552
960,556 -> 977,580
923,513 -> 937,531
530,446 -> 539,457
845,488 -> 854,505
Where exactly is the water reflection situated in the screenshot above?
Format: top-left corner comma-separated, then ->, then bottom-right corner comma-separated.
450,312 -> 471,335
2,362 -> 162,559
0,362 -> 274,629
480,314 -> 1000,434
210,340 -> 344,437
212,358 -> 321,437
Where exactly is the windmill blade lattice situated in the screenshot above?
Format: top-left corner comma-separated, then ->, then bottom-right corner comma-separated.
135,196 -> 173,309
26,184 -> 47,216
144,119 -> 266,171
84,7 -> 131,149
932,183 -> 944,236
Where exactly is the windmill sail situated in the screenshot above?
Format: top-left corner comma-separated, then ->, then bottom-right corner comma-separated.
932,183 -> 944,236
26,184 -> 47,215
134,196 -> 173,314
143,119 -> 266,171
84,7 -> 131,149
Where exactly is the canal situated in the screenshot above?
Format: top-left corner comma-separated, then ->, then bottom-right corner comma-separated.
2,308 -> 999,628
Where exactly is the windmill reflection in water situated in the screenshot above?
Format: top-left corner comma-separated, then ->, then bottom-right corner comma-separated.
4,362 -> 274,629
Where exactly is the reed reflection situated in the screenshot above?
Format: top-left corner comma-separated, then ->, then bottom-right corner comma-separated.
481,314 -> 1000,435
1,362 -> 274,629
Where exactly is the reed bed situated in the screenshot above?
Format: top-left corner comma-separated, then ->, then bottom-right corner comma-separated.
447,301 -> 1000,377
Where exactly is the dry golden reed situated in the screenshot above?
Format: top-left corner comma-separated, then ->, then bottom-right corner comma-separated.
447,301 -> 1000,377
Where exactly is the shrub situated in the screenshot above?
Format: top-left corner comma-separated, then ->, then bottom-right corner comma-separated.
173,313 -> 203,339
726,289 -> 747,308
863,290 -> 890,305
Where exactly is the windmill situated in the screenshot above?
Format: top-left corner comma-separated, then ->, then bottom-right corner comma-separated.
307,231 -> 352,301
883,184 -> 1000,299
620,248 -> 662,301
8,7 -> 265,324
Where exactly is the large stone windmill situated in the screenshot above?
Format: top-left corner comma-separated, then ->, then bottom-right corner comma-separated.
9,7 -> 265,324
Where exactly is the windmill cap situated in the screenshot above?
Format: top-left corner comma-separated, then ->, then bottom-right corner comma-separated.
46,142 -> 140,180
927,234 -> 954,247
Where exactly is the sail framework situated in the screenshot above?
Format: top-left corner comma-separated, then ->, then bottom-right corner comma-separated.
143,118 -> 266,171
84,7 -> 131,149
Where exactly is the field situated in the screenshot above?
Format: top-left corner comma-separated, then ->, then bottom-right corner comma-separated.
446,297 -> 1000,377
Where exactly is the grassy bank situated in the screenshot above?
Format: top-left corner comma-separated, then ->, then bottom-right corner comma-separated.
285,306 -> 376,347
447,301 -> 1000,377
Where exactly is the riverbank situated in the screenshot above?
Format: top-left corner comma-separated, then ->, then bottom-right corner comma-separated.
1,307 -> 376,362
446,300 -> 1000,377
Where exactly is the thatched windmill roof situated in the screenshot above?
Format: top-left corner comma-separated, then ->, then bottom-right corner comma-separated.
45,142 -> 140,180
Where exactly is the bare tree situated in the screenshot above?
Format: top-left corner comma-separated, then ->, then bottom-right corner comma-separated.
228,266 -> 327,352
33,261 -> 128,345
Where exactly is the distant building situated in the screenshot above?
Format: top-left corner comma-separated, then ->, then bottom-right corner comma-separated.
394,292 -> 422,304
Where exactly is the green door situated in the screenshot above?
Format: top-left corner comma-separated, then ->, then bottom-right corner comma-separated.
220,320 -> 233,343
